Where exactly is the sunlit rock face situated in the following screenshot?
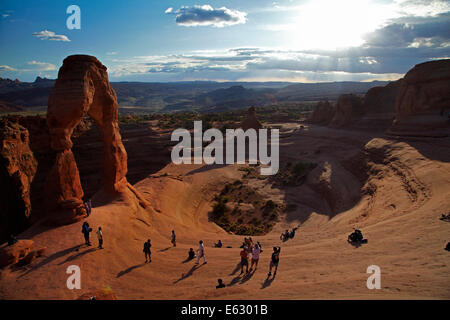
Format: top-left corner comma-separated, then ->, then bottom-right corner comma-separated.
45,55 -> 130,222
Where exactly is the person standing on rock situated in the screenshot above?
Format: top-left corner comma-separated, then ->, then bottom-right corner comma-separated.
250,243 -> 261,272
143,239 -> 152,263
171,230 -> 176,247
240,248 -> 249,274
96,227 -> 103,249
268,246 -> 281,277
84,199 -> 92,217
195,240 -> 207,265
82,222 -> 92,246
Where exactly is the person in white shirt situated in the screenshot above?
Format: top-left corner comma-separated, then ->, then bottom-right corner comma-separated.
195,240 -> 207,265
97,227 -> 103,249
250,243 -> 261,272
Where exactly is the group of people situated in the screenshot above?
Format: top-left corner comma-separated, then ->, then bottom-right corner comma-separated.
239,237 -> 262,274
280,228 -> 297,241
81,222 -> 103,249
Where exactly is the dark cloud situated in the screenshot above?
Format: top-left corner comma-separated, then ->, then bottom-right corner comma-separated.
166,5 -> 247,27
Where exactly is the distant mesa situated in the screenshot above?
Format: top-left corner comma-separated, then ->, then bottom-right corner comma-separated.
0,120 -> 37,243
241,106 -> 263,131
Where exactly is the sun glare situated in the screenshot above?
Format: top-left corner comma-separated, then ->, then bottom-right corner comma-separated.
289,0 -> 393,50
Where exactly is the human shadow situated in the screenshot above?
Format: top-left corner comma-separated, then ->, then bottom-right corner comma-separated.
57,247 -> 97,265
159,247 -> 171,252
240,270 -> 255,284
261,274 -> 276,289
173,264 -> 204,284
227,275 -> 242,287
229,262 -> 241,276
116,263 -> 146,278
182,257 -> 194,264
17,244 -> 84,278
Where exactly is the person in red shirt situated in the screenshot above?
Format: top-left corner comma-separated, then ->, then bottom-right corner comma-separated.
240,248 -> 249,274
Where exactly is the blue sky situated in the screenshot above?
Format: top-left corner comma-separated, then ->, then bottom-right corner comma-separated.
0,0 -> 449,82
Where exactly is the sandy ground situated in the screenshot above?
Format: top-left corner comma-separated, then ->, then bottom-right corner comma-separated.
0,123 -> 449,299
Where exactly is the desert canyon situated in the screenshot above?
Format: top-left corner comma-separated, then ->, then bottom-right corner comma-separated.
0,56 -> 449,300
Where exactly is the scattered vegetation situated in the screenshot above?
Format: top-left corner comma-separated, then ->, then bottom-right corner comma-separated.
208,180 -> 281,235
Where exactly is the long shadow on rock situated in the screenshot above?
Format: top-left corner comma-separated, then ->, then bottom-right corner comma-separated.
229,262 -> 241,276
17,244 -> 84,278
240,270 -> 255,284
57,247 -> 97,265
173,264 -> 204,284
261,274 -> 276,289
227,275 -> 242,287
116,263 -> 146,278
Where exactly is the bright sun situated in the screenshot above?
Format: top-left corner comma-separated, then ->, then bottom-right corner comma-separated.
290,0 -> 393,50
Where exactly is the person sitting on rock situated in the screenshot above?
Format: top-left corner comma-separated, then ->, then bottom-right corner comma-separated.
348,229 -> 364,243
188,248 -> 196,260
216,278 -> 226,289
214,240 -> 223,248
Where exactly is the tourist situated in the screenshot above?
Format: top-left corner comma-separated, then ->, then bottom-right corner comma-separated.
171,230 -> 176,247
96,227 -> 103,249
268,246 -> 281,277
250,243 -> 261,272
195,240 -> 207,265
240,248 -> 249,274
143,239 -> 152,263
215,240 -> 223,248
81,222 -> 92,246
188,248 -> 195,260
216,279 -> 226,289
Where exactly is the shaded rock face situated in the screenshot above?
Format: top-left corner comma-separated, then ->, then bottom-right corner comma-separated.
0,239 -> 46,268
329,94 -> 364,128
351,80 -> 402,132
389,59 -> 450,136
308,100 -> 334,124
0,120 -> 37,242
364,79 -> 402,114
45,55 -> 130,220
241,106 -> 263,131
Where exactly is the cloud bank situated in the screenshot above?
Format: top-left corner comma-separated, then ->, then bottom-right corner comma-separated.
166,5 -> 247,27
32,30 -> 70,42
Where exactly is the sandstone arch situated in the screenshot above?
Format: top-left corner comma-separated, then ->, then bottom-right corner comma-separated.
45,55 -> 146,222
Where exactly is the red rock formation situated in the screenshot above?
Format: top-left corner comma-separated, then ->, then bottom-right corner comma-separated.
0,239 -> 46,268
45,55 -> 147,224
308,100 -> 334,124
0,120 -> 37,242
329,94 -> 364,128
351,80 -> 402,131
389,59 -> 450,136
241,106 -> 263,131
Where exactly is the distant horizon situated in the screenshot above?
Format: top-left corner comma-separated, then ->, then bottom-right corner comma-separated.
1,0 -> 448,83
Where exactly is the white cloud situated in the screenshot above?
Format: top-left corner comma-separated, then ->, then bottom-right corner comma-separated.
27,60 -> 57,71
0,65 -> 17,72
165,7 -> 173,14
32,30 -> 71,42
166,5 -> 247,27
